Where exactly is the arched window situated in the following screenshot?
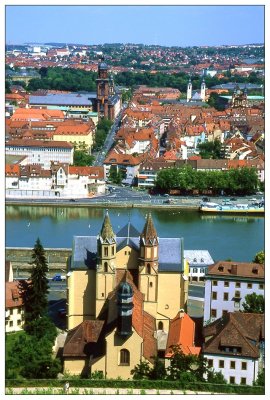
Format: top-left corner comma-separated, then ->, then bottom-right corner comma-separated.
104,262 -> 108,272
158,321 -> 164,330
146,263 -> 151,274
119,349 -> 130,366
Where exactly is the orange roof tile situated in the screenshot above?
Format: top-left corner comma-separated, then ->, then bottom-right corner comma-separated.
165,312 -> 201,357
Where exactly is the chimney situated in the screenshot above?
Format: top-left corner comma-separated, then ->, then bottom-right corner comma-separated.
231,263 -> 238,275
179,309 -> 185,319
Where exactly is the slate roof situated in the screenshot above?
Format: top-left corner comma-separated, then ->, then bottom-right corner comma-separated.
70,236 -> 183,272
29,92 -> 96,106
184,250 -> 214,266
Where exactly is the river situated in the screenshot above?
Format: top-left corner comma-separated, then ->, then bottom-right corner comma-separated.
5,205 -> 264,262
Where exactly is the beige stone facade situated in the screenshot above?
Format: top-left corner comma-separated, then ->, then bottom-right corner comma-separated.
63,212 -> 189,377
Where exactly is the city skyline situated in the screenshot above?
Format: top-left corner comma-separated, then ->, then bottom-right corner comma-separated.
5,4 -> 264,47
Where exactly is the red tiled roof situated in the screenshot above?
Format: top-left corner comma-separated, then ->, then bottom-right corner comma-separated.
6,139 -> 73,149
6,281 -> 26,308
165,312 -> 201,357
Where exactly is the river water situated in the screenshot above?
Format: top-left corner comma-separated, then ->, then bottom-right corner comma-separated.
5,205 -> 264,263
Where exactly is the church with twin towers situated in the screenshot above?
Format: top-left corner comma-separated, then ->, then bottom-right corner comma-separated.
63,211 -> 189,378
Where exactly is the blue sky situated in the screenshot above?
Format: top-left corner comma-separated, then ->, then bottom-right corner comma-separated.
5,5 -> 264,47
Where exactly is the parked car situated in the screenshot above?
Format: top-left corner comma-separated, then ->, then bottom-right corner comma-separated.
202,197 -> 209,202
52,274 -> 66,282
58,308 -> 66,317
230,198 -> 237,201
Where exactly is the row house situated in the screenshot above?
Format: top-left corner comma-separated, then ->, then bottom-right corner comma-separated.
6,162 -> 106,198
5,139 -> 74,169
104,151 -> 144,185
202,312 -> 264,385
203,261 -> 264,324
114,127 -> 159,156
52,121 -> 95,153
122,109 -> 155,128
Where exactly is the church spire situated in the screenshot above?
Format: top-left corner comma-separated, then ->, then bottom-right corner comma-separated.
100,209 -> 115,243
140,213 -> 158,246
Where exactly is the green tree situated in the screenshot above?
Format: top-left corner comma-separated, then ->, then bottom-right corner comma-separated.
148,357 -> 167,380
73,150 -> 95,166
242,293 -> 264,314
253,251 -> 264,264
24,238 -> 49,324
130,360 -> 151,380
254,368 -> 264,386
167,346 -> 208,382
197,139 -> 223,159
207,370 -> 227,384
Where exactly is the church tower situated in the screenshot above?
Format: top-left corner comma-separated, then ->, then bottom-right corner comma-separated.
139,214 -> 159,312
187,77 -> 192,102
200,78 -> 206,101
96,57 -> 109,119
96,210 -> 116,316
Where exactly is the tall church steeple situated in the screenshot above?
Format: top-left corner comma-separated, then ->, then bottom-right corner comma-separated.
100,209 -> 115,244
187,76 -> 192,102
139,213 -> 159,305
201,78 -> 206,101
96,210 -> 116,317
96,56 -> 109,119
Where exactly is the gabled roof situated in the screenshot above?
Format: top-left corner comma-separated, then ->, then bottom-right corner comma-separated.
203,312 -> 264,359
165,312 -> 201,357
207,261 -> 264,279
6,281 -> 25,308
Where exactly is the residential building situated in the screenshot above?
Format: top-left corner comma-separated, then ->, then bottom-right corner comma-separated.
6,280 -> 26,333
202,312 -> 264,385
203,261 -> 264,324
6,162 -> 106,198
52,122 -> 95,153
184,250 -> 214,282
63,212 -> 189,377
5,139 -> 74,169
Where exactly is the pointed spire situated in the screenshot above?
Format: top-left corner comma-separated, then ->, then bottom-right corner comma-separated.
140,213 -> 158,246
100,209 -> 115,243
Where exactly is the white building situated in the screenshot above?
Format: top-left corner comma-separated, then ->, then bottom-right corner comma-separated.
6,139 -> 74,169
5,162 -> 106,198
184,250 -> 214,282
203,312 -> 264,385
203,261 -> 264,324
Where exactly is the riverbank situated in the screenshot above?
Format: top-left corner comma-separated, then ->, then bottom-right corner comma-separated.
6,198 -> 199,210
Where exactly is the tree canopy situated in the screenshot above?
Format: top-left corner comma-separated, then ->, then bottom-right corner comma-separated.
242,293 -> 264,314
24,238 -> 49,324
155,165 -> 259,195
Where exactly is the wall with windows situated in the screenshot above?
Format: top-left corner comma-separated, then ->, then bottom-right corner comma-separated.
105,327 -> 143,379
205,354 -> 259,385
204,278 -> 264,323
5,306 -> 24,333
